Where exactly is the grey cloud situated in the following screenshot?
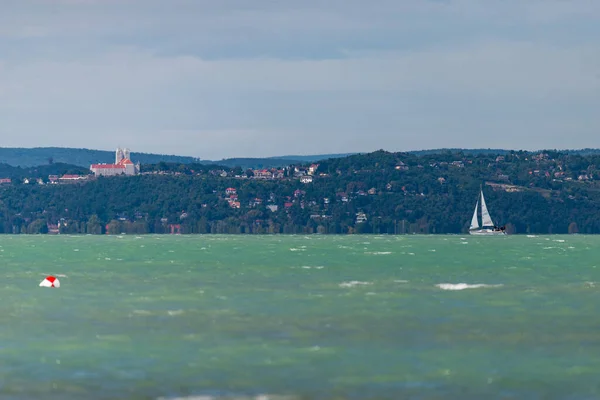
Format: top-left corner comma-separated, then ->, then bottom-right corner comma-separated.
0,0 -> 599,158
3,1 -> 598,50
3,41 -> 596,98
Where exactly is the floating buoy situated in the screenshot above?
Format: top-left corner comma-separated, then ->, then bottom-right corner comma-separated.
39,275 -> 60,288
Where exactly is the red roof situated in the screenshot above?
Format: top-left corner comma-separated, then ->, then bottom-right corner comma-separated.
91,164 -> 126,169
91,158 -> 134,169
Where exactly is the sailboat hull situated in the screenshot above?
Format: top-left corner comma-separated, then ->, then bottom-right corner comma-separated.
469,228 -> 507,236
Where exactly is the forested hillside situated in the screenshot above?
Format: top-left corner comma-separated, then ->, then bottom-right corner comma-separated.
1,149 -> 600,234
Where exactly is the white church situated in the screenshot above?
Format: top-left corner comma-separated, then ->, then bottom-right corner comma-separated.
90,147 -> 141,177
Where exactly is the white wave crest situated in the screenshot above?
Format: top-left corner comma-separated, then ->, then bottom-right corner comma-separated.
436,283 -> 503,291
157,395 -> 300,400
339,281 -> 372,288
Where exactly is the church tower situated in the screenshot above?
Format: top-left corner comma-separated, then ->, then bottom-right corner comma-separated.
115,147 -> 125,164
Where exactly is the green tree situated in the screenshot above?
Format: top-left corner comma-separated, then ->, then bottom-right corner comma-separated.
86,215 -> 103,234
568,222 -> 579,234
27,219 -> 48,234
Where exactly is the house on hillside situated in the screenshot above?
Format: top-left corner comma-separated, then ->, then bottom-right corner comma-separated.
59,174 -> 88,183
356,212 -> 368,224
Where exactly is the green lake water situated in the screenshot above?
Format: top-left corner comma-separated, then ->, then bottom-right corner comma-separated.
1,234 -> 600,399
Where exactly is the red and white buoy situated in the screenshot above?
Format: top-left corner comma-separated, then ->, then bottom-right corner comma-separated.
39,275 -> 60,288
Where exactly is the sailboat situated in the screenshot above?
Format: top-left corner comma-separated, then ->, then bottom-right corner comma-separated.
469,187 -> 506,235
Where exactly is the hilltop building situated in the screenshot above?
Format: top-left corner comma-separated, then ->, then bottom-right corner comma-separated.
90,148 -> 140,177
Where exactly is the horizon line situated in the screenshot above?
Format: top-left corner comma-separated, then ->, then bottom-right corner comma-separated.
1,145 -> 600,160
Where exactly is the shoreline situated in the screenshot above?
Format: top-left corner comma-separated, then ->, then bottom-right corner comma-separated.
0,232 -> 588,237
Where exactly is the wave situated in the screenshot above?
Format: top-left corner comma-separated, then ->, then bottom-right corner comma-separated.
339,281 -> 372,288
132,310 -> 152,316
157,395 -> 300,400
436,283 -> 503,291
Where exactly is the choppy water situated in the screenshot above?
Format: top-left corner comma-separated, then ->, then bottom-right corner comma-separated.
1,234 -> 600,400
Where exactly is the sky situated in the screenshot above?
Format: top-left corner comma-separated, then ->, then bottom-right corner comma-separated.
0,0 -> 599,159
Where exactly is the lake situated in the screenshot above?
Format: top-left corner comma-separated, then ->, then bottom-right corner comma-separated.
1,234 -> 599,399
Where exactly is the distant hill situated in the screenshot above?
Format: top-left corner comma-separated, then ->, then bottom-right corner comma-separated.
0,147 -> 199,168
408,148 -> 511,156
559,148 -> 600,156
408,148 -> 600,156
0,147 -> 357,169
0,147 -> 356,169
169,153 -> 358,169
2,146 -> 600,169
215,149 -> 600,169
267,153 -> 357,162
0,162 -> 90,180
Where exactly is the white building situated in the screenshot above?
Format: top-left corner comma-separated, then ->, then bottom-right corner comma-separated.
90,147 -> 140,177
356,212 -> 368,224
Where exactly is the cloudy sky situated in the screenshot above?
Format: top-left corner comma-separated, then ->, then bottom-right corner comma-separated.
0,0 -> 599,159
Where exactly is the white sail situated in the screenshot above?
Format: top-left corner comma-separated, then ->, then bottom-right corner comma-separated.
470,200 -> 479,230
480,190 -> 494,227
